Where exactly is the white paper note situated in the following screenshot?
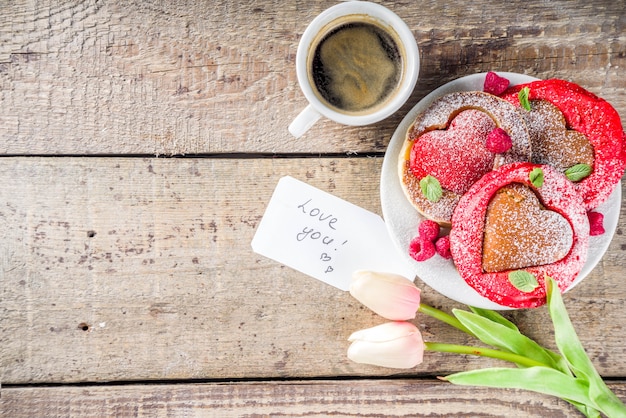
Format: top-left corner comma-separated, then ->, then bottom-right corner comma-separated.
251,176 -> 414,291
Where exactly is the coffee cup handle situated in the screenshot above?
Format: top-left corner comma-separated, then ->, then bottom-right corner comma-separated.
288,104 -> 322,138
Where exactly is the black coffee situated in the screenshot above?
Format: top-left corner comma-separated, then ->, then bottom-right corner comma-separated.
311,21 -> 403,113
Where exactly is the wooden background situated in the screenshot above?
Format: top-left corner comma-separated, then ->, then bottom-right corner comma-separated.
1,0 -> 626,416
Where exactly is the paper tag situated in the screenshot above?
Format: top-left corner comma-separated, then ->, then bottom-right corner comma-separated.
251,176 -> 414,291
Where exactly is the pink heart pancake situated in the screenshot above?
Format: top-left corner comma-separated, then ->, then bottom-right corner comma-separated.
450,162 -> 589,309
409,109 -> 496,195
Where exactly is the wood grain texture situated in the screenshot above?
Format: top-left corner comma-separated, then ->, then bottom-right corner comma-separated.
1,157 -> 625,385
3,1 -> 626,415
3,379 -> 626,417
1,0 -> 625,155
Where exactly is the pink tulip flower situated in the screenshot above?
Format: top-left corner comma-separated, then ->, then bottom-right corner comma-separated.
349,270 -> 421,320
347,321 -> 424,369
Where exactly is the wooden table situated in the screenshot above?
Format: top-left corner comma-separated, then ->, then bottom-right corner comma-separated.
2,1 -> 625,416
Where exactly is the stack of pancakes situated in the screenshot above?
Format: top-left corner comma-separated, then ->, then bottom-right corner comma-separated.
398,77 -> 625,308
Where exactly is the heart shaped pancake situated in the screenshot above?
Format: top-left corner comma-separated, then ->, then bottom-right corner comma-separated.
482,184 -> 573,273
410,109 -> 496,194
522,100 -> 594,171
450,162 -> 589,309
399,91 -> 531,226
500,79 -> 626,210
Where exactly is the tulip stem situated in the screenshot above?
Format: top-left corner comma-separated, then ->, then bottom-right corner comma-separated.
424,342 -> 550,368
418,303 -> 473,336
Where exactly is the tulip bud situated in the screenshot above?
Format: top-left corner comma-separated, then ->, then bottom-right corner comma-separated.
350,270 -> 421,320
347,322 -> 424,369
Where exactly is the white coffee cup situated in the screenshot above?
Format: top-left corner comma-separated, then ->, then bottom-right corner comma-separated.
288,1 -> 420,138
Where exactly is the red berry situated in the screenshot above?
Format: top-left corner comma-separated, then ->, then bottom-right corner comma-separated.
418,219 -> 440,242
435,236 -> 452,259
484,71 -> 510,95
409,236 -> 436,262
486,128 -> 513,153
587,211 -> 605,236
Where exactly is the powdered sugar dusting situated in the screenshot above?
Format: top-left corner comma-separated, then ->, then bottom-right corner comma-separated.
408,91 -> 531,165
449,163 -> 589,309
401,160 -> 460,226
482,184 -> 574,272
400,92 -> 532,225
500,79 -> 625,210
410,110 -> 496,194
522,100 -> 594,171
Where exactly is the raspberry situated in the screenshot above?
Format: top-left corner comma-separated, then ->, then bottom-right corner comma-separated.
486,128 -> 513,153
587,211 -> 605,236
409,236 -> 436,262
418,219 -> 440,242
483,71 -> 510,95
435,236 -> 452,259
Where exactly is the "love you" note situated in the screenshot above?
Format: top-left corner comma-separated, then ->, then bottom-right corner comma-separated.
251,176 -> 414,291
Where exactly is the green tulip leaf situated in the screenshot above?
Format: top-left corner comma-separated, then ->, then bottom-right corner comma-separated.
546,277 -> 626,416
469,307 -> 519,332
466,308 -> 570,372
453,309 -> 566,371
444,367 -> 593,407
546,276 -> 596,379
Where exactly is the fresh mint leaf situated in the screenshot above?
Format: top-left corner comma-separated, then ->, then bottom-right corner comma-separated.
508,270 -> 539,292
519,86 -> 531,111
420,175 -> 442,203
565,163 -> 592,182
529,167 -> 544,188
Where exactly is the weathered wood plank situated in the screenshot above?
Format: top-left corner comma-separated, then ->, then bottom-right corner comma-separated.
1,0 -> 624,155
1,157 -> 625,384
3,379 -> 626,417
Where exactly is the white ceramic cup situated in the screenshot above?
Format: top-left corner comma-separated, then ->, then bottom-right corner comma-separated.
288,1 -> 420,138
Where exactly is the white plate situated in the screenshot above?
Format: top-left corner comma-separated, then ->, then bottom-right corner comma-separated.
380,72 -> 621,309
